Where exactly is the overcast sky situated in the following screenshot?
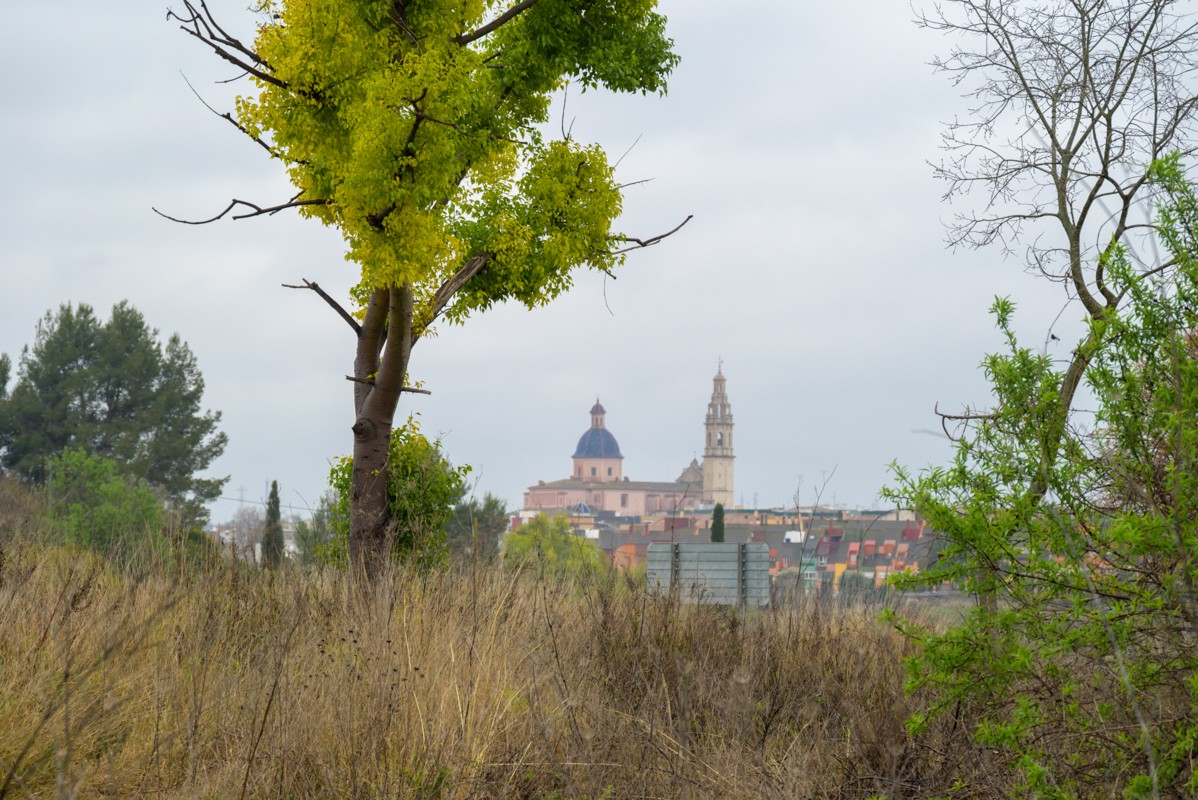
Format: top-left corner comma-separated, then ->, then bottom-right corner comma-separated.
0,1 -> 1082,521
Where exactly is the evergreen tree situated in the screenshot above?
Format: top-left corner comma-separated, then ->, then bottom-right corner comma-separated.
710,503 -> 725,543
0,302 -> 226,526
260,480 -> 284,568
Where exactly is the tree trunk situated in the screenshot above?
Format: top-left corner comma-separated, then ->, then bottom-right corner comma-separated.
348,284 -> 413,581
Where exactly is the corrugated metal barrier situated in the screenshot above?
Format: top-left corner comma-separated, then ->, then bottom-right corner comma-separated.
646,542 -> 770,608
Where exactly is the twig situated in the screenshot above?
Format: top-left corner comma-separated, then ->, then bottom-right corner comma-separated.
933,400 -> 996,441
343,375 -> 431,394
180,72 -> 280,159
613,133 -> 643,170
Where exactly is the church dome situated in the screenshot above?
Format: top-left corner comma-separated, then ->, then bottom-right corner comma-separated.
574,427 -> 622,458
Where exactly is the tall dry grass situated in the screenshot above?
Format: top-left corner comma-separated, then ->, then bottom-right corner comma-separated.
0,542 -> 1002,799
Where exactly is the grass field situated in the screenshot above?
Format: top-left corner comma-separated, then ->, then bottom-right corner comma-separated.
0,537 -> 1002,799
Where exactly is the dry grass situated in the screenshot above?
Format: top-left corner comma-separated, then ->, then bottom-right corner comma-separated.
0,543 -> 1001,799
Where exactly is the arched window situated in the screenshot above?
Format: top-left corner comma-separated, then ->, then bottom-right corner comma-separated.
717,432 -> 724,447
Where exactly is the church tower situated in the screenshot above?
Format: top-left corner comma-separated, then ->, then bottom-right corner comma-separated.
702,366 -> 734,505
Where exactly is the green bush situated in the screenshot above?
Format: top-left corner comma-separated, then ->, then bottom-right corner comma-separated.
44,448 -> 164,564
503,514 -> 607,582
316,418 -> 468,568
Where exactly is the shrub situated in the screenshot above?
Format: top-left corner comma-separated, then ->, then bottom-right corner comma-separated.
317,418 -> 468,568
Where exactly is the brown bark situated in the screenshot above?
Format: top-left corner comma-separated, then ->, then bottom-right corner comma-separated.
349,284 -> 414,581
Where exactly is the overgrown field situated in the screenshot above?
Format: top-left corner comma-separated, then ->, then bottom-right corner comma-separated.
0,541 -> 1000,799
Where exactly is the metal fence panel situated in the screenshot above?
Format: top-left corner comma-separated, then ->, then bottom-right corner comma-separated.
646,542 -> 771,608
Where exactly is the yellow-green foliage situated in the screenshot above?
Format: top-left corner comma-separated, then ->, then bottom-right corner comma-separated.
235,0 -> 677,323
0,544 -> 1002,798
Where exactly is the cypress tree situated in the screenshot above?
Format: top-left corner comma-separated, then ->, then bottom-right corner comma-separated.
711,503 -> 725,543
261,480 -> 284,568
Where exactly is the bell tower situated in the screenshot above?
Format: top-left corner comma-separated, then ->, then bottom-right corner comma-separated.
702,365 -> 734,505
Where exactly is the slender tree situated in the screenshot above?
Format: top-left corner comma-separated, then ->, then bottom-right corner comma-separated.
885,0 -> 1198,790
295,491 -> 336,565
907,0 -> 1198,622
164,0 -> 686,579
261,480 -> 284,568
710,503 -> 725,544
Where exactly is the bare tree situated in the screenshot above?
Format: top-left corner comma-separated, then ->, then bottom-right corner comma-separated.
921,0 -> 1198,484
924,0 -> 1198,302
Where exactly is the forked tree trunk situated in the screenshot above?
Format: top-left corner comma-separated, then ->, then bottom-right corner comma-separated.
349,284 -> 413,581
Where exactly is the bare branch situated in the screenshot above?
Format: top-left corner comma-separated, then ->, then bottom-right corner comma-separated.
934,400 -> 997,442
612,214 -> 694,255
920,0 -> 1198,306
283,279 -> 361,336
152,197 -> 330,225
426,253 -> 493,326
616,178 -> 654,190
613,133 -> 643,170
168,1 -> 288,91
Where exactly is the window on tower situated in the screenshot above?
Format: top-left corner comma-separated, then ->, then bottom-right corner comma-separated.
607,467 -> 612,476
591,467 -> 596,477
717,432 -> 724,447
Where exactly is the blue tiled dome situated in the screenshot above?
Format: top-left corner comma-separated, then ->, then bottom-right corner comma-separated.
573,427 -> 622,458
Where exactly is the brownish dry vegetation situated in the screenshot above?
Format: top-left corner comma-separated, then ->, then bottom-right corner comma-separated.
0,538 -> 1000,799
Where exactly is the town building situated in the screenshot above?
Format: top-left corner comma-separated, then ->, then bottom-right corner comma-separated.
522,368 -> 735,515
513,368 -> 948,595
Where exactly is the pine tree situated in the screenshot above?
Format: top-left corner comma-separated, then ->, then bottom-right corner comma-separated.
261,480 -> 284,568
0,302 -> 226,526
710,503 -> 725,544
